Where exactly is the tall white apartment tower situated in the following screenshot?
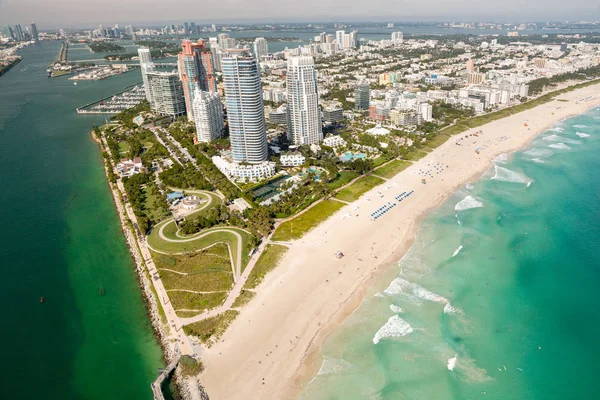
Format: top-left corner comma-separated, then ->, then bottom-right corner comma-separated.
137,48 -> 156,103
391,31 -> 404,43
286,56 -> 322,145
335,30 -> 345,50
253,37 -> 269,62
192,89 -> 224,142
222,56 -> 268,163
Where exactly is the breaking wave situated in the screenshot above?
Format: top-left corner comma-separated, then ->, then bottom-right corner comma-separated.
317,357 -> 353,375
573,124 -> 588,128
452,245 -> 463,258
447,355 -> 458,371
373,315 -> 414,344
524,148 -> 554,158
531,158 -> 545,164
389,304 -> 404,313
576,132 -> 591,138
543,134 -> 561,141
491,165 -> 532,184
548,127 -> 564,132
455,196 -> 484,211
548,143 -> 571,150
444,303 -> 462,314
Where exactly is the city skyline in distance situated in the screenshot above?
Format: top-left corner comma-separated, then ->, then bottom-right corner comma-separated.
1,0 -> 599,29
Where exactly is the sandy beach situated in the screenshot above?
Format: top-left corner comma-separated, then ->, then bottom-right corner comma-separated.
198,82 -> 600,399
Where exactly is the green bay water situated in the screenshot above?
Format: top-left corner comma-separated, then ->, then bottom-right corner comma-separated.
303,109 -> 600,399
0,42 -> 163,398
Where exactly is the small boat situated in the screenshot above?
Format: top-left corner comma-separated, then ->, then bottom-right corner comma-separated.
74,82 -> 78,85
40,296 -> 45,303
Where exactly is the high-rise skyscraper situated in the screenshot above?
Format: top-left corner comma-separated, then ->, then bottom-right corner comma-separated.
13,24 -> 24,41
391,31 -> 404,43
335,30 -> 345,50
178,39 -> 217,121
222,56 -> 268,163
137,48 -> 156,103
146,71 -> 186,117
355,83 -> 370,111
253,37 -> 269,62
29,23 -> 39,42
286,56 -> 322,145
193,89 -> 224,142
217,33 -> 230,48
4,25 -> 15,40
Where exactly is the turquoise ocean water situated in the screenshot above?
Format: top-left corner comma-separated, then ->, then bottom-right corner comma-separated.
0,42 -> 163,398
303,108 -> 600,399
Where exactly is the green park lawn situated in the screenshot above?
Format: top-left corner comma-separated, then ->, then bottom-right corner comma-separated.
183,310 -> 239,346
335,175 -> 385,202
272,200 -> 345,241
373,160 -> 411,179
327,170 -> 359,190
244,244 -> 289,289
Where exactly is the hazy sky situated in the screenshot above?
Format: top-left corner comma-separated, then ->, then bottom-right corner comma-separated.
1,0 -> 599,29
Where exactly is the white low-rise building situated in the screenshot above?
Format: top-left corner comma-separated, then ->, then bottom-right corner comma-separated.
323,135 -> 347,148
116,157 -> 144,177
280,153 -> 306,167
212,156 -> 276,182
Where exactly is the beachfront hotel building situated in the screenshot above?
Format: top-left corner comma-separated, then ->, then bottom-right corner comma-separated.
137,48 -> 156,103
286,56 -> 322,145
222,56 -> 268,163
177,39 -> 217,121
146,71 -> 186,117
192,89 -> 224,142
253,37 -> 269,62
212,156 -> 276,182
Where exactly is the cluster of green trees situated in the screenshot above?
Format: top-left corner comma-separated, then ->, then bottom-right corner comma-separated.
159,164 -> 213,190
179,204 -> 232,234
134,40 -> 177,49
432,101 -> 476,127
88,42 -> 125,53
122,173 -> 169,233
528,65 -> 600,95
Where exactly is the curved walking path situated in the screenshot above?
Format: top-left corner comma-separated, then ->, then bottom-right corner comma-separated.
156,223 -> 246,281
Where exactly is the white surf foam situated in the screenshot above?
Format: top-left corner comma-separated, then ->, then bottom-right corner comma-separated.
389,304 -> 404,313
495,153 -> 509,162
455,196 -> 483,211
374,292 -> 385,298
543,134 -> 581,145
576,132 -> 590,138
543,134 -> 561,141
444,303 -> 462,314
531,158 -> 545,164
548,127 -> 564,132
317,357 -> 352,375
452,245 -> 463,258
573,124 -> 588,129
447,354 -> 458,371
548,143 -> 571,150
523,148 -> 554,158
384,278 -> 447,304
491,165 -> 531,184
372,315 -> 413,344
465,183 -> 474,190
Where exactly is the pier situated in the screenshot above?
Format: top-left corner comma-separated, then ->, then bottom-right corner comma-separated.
56,41 -> 68,64
151,357 -> 180,400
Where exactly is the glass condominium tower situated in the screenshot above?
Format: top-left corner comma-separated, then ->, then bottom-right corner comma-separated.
222,56 -> 268,163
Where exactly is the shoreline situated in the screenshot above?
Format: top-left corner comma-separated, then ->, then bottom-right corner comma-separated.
90,130 -> 181,391
197,82 -> 600,399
